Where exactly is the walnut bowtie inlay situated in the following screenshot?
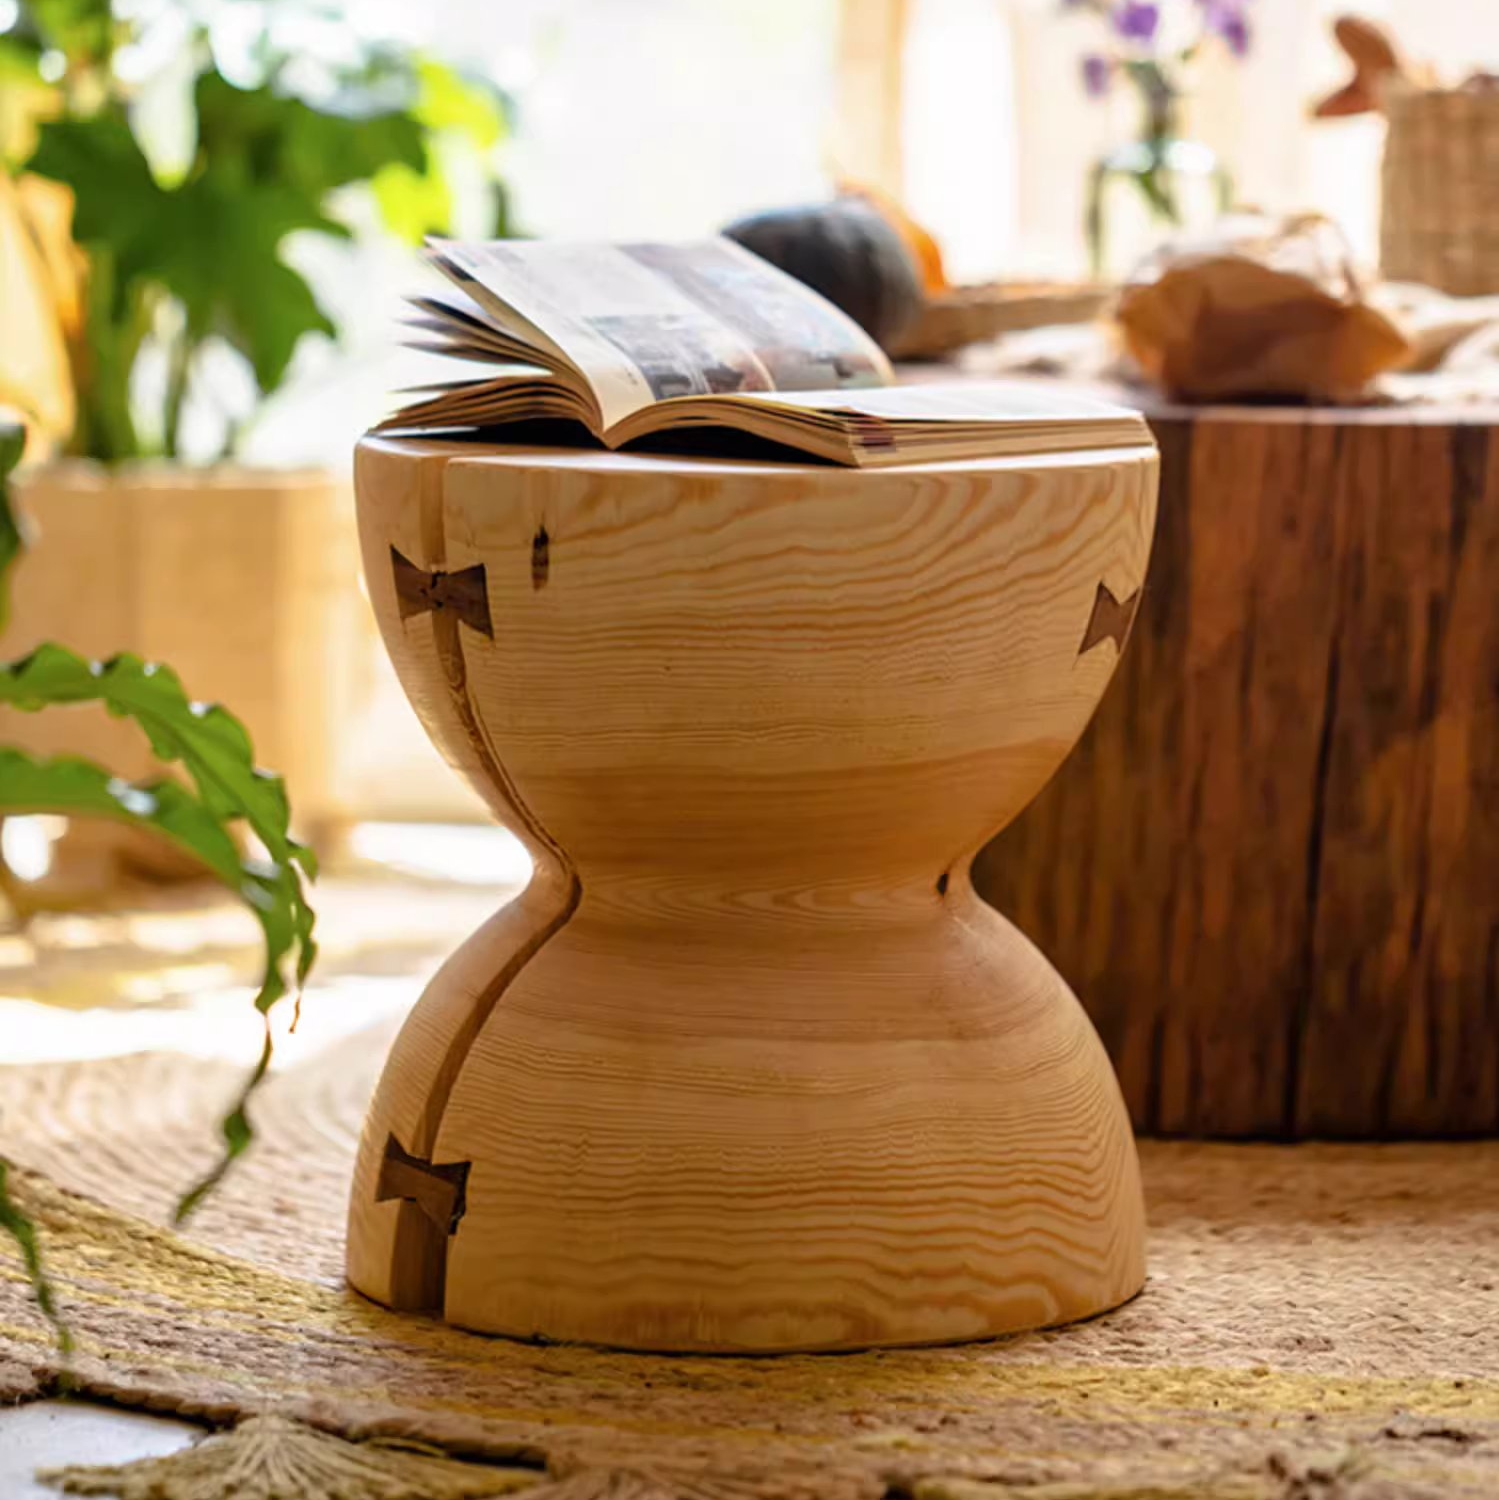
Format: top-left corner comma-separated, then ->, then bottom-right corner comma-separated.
391,548 -> 493,638
375,1134 -> 472,1235
1078,580 -> 1141,657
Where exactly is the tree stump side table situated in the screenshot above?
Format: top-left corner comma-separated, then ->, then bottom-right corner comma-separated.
974,403 -> 1499,1139
346,435 -> 1157,1353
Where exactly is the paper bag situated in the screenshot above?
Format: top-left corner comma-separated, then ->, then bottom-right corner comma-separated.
1115,214 -> 1409,401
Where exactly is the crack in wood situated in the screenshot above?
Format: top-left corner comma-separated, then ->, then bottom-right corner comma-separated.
531,526 -> 550,590
378,527 -> 582,1312
1078,580 -> 1141,657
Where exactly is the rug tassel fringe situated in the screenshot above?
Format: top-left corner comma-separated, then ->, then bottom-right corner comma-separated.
39,1412 -> 542,1500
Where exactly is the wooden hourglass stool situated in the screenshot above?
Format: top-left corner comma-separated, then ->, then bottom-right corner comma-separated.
346,434 -> 1157,1353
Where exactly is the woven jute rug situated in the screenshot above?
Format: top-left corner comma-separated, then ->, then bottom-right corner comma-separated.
2,874 -> 1498,1500
2,858 -> 1499,1500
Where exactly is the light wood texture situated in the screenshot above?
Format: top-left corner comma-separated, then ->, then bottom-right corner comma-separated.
975,402 -> 1499,1139
347,436 -> 1157,1352
1,463 -> 371,871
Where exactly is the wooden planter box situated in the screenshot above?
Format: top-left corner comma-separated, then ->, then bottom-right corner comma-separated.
1,462 -> 371,869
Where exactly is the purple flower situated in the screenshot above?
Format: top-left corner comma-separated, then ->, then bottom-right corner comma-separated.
1082,53 -> 1113,96
1199,0 -> 1252,56
1111,1 -> 1159,43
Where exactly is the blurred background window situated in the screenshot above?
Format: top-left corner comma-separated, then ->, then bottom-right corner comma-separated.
10,0 -> 1499,466
888,0 -> 1499,281
246,0 -> 1499,466
9,0 -> 1499,825
247,0 -> 843,467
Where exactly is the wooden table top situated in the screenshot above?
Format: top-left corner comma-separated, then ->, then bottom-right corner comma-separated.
895,362 -> 1499,428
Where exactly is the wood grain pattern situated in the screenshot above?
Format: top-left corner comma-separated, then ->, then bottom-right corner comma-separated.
348,435 -> 1157,1352
975,406 -> 1499,1139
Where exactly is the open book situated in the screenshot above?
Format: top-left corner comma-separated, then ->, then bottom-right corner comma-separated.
381,238 -> 1149,467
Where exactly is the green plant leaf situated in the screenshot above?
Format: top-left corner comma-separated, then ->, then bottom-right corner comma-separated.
0,430 -> 318,1346
371,157 -> 453,245
0,751 -> 245,885
0,1155 -> 71,1353
20,0 -> 114,62
367,62 -> 510,244
27,111 -> 342,403
27,115 -> 165,267
0,744 -> 314,1217
161,179 -> 339,394
19,10 -> 513,458
0,647 -> 318,1214
194,71 -> 425,196
412,59 -> 509,150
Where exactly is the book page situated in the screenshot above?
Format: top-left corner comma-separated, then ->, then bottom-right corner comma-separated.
728,381 -> 1145,424
430,238 -> 892,431
606,380 -> 1150,467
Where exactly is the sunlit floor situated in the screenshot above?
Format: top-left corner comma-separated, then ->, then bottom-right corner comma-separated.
1,820 -> 533,1489
1,820 -> 530,1067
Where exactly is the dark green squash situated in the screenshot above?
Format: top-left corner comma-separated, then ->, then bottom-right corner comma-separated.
724,197 -> 923,348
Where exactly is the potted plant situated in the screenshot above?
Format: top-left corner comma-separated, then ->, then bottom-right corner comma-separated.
0,0 -> 512,886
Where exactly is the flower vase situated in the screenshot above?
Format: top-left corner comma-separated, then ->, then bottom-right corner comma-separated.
1087,93 -> 1232,280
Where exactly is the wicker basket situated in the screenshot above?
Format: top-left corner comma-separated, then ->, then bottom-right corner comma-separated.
1382,85 -> 1499,296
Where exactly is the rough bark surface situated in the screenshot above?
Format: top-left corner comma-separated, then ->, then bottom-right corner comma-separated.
975,407 -> 1499,1138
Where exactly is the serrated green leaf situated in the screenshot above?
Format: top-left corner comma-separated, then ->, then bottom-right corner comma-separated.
0,749 -> 246,887
0,745 -> 311,1218
0,645 -> 313,881
0,643 -> 317,1226
0,746 -> 313,1225
19,16 -> 511,456
0,381 -> 321,1354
